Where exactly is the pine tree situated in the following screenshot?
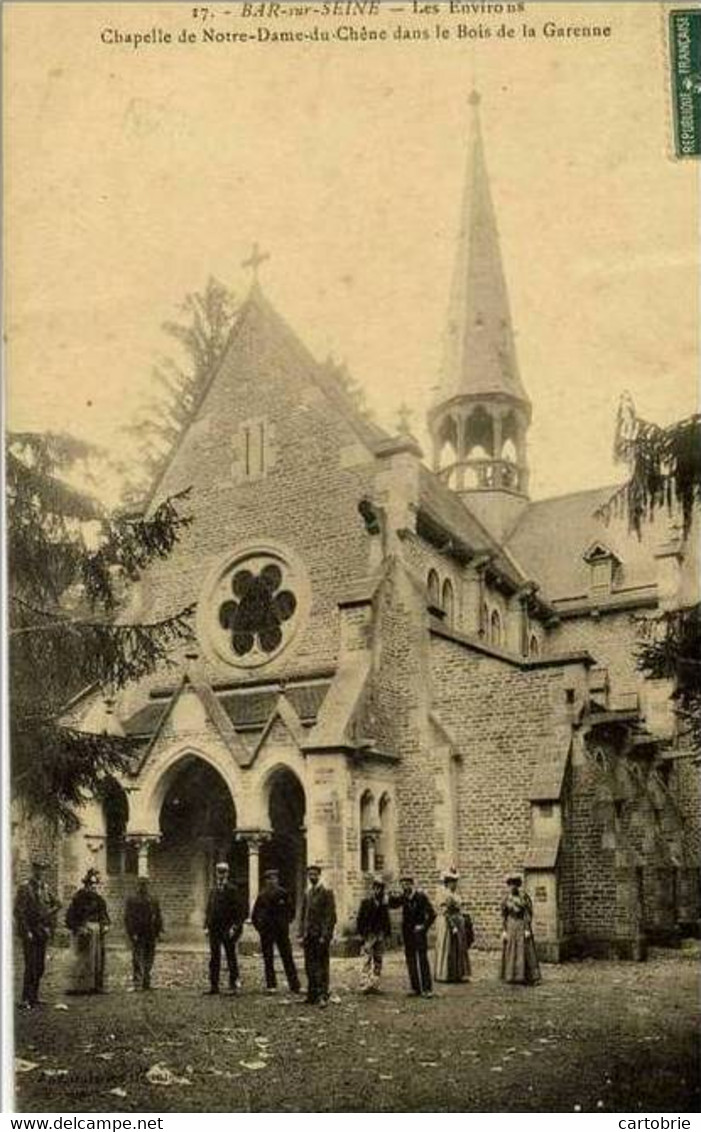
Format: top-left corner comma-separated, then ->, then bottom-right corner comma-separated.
8,430 -> 195,829
600,395 -> 701,748
122,276 -> 238,503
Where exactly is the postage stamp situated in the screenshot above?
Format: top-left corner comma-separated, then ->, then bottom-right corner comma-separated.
669,8 -> 701,156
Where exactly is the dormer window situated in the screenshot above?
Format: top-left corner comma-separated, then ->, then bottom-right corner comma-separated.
583,542 -> 620,598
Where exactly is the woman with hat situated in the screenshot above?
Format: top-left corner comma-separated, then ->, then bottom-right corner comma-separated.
434,867 -> 474,984
65,868 -> 110,994
500,875 -> 541,985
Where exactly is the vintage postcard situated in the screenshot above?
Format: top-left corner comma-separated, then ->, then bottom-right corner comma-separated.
4,0 -> 699,1117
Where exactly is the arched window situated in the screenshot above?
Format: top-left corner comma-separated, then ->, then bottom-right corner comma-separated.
490,609 -> 502,647
377,793 -> 394,874
437,416 -> 458,471
465,406 -> 495,458
529,633 -> 539,658
480,602 -> 489,638
360,790 -> 376,873
442,579 -> 455,626
427,569 -> 440,609
501,438 -> 517,464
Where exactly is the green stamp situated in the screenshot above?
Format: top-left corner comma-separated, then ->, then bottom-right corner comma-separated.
670,9 -> 701,157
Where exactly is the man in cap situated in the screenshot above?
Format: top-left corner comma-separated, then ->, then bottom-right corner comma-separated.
14,860 -> 61,1009
299,863 -> 336,1006
389,872 -> 436,998
204,861 -> 248,995
251,867 -> 301,994
356,876 -> 392,994
124,878 -> 164,991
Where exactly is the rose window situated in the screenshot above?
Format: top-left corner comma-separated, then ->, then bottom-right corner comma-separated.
218,564 -> 297,657
199,544 -> 308,669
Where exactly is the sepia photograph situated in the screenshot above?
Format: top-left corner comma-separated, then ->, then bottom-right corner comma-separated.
3,0 -> 700,1117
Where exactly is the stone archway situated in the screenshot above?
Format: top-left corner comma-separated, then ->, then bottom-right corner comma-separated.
260,767 -> 307,922
149,755 -> 242,941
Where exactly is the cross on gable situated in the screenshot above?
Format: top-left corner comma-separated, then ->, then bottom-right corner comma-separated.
242,242 -> 270,282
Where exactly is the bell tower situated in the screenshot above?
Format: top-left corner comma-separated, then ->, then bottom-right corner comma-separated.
428,92 -> 531,540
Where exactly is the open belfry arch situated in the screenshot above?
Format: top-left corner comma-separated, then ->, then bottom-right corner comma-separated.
58,93 -> 698,956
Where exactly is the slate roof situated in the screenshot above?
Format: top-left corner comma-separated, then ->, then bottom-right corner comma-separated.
221,682 -> 330,730
418,465 -> 528,586
146,283 -> 391,512
433,94 -> 529,410
123,702 -> 166,737
505,485 -> 664,604
523,838 -> 560,870
123,680 -> 330,738
529,737 -> 571,801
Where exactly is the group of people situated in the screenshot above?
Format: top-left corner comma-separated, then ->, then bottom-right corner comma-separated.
14,858 -> 541,1011
356,868 -> 540,998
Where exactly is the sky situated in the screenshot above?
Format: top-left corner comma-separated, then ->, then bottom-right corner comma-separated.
5,1 -> 699,503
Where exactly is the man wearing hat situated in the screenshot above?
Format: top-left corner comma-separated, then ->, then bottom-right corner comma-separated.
14,860 -> 61,1009
299,863 -> 336,1006
251,868 -> 301,994
204,861 -> 248,995
389,872 -> 436,998
356,876 -> 392,994
124,878 -> 164,991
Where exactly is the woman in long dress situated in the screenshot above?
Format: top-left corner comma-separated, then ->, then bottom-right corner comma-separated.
434,868 -> 474,984
500,875 -> 541,985
65,868 -> 110,994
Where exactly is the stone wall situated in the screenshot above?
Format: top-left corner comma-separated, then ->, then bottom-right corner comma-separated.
429,633 -> 570,946
115,296 -> 379,719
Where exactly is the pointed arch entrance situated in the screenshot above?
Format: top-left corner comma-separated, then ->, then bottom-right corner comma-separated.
149,755 -> 243,940
260,767 -> 306,922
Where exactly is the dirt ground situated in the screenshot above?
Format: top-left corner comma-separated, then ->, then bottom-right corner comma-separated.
12,943 -> 700,1113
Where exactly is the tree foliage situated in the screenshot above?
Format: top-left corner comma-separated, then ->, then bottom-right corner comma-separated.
599,393 -> 701,539
8,430 -> 195,829
602,395 -> 701,749
636,606 -> 701,747
123,276 -> 238,502
320,356 -> 376,425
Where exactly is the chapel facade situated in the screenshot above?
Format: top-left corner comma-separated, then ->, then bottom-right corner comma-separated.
45,95 -> 699,958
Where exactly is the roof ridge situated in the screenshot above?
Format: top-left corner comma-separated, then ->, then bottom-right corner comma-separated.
419,465 -> 528,585
524,482 -> 623,508
143,292 -> 260,512
143,285 -> 394,510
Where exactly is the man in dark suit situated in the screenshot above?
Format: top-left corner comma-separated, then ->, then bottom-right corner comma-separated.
356,876 -> 392,994
389,872 -> 436,998
251,868 -> 301,994
299,863 -> 336,1006
124,878 -> 164,991
204,861 -> 248,995
14,860 -> 60,1009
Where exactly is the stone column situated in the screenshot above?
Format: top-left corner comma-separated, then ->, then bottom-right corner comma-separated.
127,834 -> 160,878
235,829 -> 271,915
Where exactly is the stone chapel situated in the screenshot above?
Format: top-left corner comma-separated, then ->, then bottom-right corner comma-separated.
47,94 -> 698,959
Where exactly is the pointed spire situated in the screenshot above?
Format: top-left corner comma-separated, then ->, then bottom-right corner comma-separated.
434,91 -> 529,411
